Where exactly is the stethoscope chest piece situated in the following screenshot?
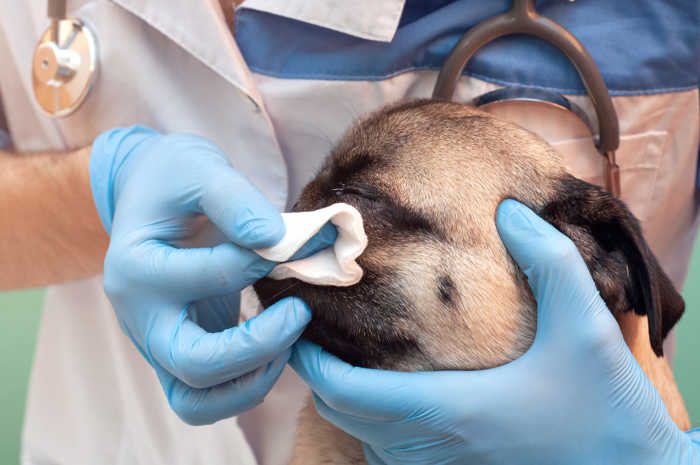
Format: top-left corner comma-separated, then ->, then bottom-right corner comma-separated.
32,18 -> 97,118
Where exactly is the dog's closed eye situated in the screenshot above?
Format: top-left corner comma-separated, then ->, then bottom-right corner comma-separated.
331,182 -> 444,241
331,183 -> 383,201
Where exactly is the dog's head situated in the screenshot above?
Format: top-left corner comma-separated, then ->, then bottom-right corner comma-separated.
254,100 -> 684,371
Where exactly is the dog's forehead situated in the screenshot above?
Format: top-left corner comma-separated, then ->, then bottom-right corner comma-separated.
330,100 -> 566,221
342,101 -> 561,177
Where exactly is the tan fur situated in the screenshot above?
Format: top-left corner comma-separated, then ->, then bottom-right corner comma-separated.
290,403 -> 365,465
617,313 -> 690,428
280,101 -> 689,464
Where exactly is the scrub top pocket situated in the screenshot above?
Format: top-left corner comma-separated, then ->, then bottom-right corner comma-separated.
552,130 -> 667,225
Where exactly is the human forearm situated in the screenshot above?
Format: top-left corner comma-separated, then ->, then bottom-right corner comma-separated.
0,146 -> 108,289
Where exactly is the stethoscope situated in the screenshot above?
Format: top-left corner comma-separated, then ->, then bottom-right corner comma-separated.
31,0 -> 620,196
432,0 -> 620,197
32,0 -> 97,118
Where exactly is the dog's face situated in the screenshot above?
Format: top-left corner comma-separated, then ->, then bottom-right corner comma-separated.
255,100 -> 685,371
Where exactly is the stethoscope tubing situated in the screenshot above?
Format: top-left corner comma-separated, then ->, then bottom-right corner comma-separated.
433,0 -> 621,196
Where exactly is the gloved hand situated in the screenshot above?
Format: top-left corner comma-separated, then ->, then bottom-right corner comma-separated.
90,126 -> 336,425
291,199 -> 700,464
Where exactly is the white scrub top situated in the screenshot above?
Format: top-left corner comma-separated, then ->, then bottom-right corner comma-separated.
0,1 -> 697,464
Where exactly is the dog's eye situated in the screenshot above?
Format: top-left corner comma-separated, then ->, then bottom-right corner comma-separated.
332,183 -> 382,201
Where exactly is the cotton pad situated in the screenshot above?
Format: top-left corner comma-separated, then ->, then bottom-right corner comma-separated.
254,203 -> 368,286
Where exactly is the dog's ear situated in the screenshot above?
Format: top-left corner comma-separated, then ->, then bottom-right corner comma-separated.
536,175 -> 685,356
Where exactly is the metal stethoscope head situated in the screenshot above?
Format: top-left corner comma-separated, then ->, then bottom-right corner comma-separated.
433,0 -> 621,197
32,0 -> 97,118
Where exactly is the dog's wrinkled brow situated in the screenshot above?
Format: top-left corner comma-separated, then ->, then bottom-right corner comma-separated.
327,152 -> 377,188
385,198 -> 445,240
331,181 -> 446,242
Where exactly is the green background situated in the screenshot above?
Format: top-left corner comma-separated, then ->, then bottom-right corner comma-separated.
1,241 -> 699,464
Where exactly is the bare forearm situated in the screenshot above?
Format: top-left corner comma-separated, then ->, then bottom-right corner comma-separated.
0,146 -> 108,289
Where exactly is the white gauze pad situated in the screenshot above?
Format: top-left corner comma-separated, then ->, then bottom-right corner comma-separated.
254,203 -> 368,286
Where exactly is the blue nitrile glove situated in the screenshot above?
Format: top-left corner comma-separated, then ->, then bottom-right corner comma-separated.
90,126 -> 336,425
291,199 -> 700,464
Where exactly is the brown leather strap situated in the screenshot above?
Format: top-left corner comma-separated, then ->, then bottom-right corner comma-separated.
433,0 -> 619,155
218,0 -> 237,34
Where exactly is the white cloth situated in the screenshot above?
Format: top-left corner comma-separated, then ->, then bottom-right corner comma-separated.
0,2 -> 695,465
256,203 -> 368,286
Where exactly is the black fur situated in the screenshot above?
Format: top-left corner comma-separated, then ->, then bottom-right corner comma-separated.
255,269 -> 426,368
330,182 -> 446,241
325,152 -> 378,191
538,175 -> 685,356
437,275 -> 456,305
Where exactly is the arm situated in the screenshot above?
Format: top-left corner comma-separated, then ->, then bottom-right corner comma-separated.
89,126 -> 336,424
0,146 -> 108,290
291,200 -> 700,465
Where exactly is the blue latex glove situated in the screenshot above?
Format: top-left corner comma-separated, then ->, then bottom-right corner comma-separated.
90,126 -> 336,425
291,199 -> 700,464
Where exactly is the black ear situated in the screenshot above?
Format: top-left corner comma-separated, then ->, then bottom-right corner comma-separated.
537,175 -> 685,356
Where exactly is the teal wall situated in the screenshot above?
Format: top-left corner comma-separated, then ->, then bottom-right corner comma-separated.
1,239 -> 699,465
0,289 -> 44,465
674,239 -> 700,425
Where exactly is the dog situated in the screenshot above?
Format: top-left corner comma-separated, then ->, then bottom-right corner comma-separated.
254,99 -> 689,465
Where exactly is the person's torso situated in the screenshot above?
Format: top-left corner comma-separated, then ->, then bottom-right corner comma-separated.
0,1 -> 697,464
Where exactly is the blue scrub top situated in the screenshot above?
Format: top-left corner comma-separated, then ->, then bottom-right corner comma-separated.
235,0 -> 698,95
235,0 -> 700,185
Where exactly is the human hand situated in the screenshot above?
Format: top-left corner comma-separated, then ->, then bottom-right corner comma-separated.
90,126 -> 336,425
291,199 -> 699,464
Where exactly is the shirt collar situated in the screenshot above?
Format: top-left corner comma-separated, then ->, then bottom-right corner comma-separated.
238,0 -> 407,42
111,0 -> 265,105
